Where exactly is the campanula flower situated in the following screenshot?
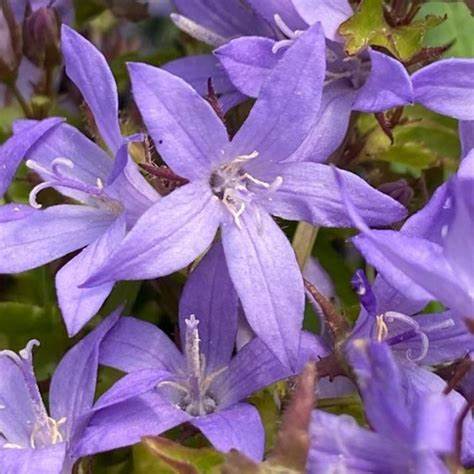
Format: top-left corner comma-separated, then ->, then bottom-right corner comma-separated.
0,26 -> 159,336
84,23 -> 405,368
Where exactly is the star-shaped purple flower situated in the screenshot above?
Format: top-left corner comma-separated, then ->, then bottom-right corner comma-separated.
84,22 -> 405,368
309,339 -> 472,472
0,310 -> 118,473
334,129 -> 474,324
75,243 -> 322,460
0,25 -> 160,336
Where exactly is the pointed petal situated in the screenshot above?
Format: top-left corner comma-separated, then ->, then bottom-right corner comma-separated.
247,0 -> 306,30
74,393 -> 190,457
222,207 -> 304,369
293,0 -> 352,40
258,162 -> 406,227
0,205 -> 115,273
348,340 -> 411,440
309,411 -> 405,473
13,121 -> 113,203
229,22 -> 326,167
444,177 -> 474,294
0,444 -> 66,474
163,54 -> 236,97
61,25 -> 122,152
0,357 -> 37,447
0,117 -> 63,197
460,121 -> 474,159
173,0 -> 271,39
215,37 -> 280,98
49,309 -> 120,439
412,59 -> 474,120
128,62 -> 229,180
93,369 -> 174,411
179,241 -> 238,370
100,317 -> 184,374
353,50 -> 413,112
333,167 -> 473,316
290,82 -> 356,163
56,216 -> 126,337
192,403 -> 264,461
83,182 -> 222,286
214,337 -> 290,409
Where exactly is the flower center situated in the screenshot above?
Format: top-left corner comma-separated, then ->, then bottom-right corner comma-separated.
158,315 -> 226,417
374,311 -> 455,362
325,44 -> 371,89
209,151 -> 283,228
26,158 -> 123,215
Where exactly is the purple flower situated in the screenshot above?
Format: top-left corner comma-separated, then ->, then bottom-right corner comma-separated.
0,310 -> 118,473
0,26 -> 159,336
215,1 -> 474,161
334,133 -> 474,324
75,243 -> 316,460
350,270 -> 473,367
84,23 -> 405,368
309,340 -> 471,472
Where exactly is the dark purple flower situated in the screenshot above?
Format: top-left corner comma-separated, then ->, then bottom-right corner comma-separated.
0,310 -> 119,473
84,23 -> 405,368
0,26 -> 160,336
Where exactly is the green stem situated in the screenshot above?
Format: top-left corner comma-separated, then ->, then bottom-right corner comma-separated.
9,83 -> 32,117
292,222 -> 319,270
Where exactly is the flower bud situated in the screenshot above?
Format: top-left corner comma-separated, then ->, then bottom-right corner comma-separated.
23,6 -> 61,68
0,0 -> 22,83
378,179 -> 414,207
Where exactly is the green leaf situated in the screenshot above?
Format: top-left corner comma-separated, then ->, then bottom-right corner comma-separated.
339,0 -> 446,61
133,437 -> 225,474
418,2 -> 474,57
338,0 -> 389,55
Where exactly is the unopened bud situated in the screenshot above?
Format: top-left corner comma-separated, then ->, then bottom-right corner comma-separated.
378,179 -> 414,207
23,6 -> 61,68
0,0 -> 22,83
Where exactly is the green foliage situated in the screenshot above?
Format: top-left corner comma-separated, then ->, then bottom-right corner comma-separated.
419,1 -> 474,57
133,437 -> 225,473
339,0 -> 446,61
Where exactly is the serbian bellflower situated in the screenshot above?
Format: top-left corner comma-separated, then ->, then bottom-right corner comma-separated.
309,340 -> 470,473
0,25 -> 159,336
75,242 -> 297,461
0,311 -> 118,473
84,23 -> 405,368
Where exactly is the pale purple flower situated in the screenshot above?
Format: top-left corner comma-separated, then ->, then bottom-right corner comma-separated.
0,26 -> 159,336
74,243 -> 320,460
334,133 -> 474,323
84,23 -> 405,368
0,310 -> 119,474
309,340 -> 471,473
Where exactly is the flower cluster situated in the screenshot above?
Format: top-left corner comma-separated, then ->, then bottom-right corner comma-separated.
0,0 -> 472,472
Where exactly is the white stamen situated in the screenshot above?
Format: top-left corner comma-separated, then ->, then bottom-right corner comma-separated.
375,315 -> 389,342
274,14 -> 296,38
383,311 -> 429,362
272,14 -> 304,54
